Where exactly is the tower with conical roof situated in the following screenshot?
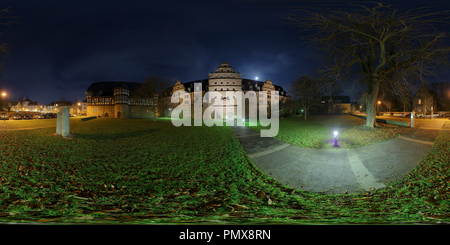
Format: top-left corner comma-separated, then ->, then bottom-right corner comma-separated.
208,62 -> 242,93
207,62 -> 243,119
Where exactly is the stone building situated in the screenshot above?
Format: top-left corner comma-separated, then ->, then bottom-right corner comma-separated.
317,96 -> 351,115
159,62 -> 290,119
412,85 -> 437,115
85,81 -> 157,118
85,62 -> 290,119
46,101 -> 74,113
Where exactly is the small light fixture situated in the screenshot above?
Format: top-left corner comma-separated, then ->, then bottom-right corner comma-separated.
333,131 -> 339,147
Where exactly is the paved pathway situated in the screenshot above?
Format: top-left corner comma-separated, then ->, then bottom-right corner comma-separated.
230,118 -> 447,194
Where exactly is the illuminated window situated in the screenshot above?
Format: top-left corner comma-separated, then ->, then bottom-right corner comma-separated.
418,99 -> 421,105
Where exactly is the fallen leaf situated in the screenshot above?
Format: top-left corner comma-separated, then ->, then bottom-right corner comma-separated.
388,166 -> 393,169
268,198 -> 273,205
344,191 -> 348,194
73,215 -> 95,220
353,197 -> 372,200
37,218 -> 61,222
232,204 -> 249,209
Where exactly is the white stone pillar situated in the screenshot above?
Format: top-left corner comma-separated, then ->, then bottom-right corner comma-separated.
56,110 -> 62,135
411,111 -> 415,127
62,106 -> 70,137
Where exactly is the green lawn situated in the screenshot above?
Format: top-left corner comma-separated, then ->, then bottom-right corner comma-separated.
0,117 -> 449,224
246,115 -> 414,149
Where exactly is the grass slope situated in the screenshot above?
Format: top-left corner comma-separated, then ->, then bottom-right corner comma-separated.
0,117 -> 448,224
246,115 -> 413,149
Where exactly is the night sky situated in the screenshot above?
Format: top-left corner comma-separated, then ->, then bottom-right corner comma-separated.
1,0 -> 450,105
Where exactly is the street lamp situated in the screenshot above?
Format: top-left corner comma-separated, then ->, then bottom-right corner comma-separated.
1,92 -> 6,111
333,131 -> 339,147
377,101 -> 381,115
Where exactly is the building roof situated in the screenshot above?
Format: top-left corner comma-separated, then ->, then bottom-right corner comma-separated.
413,85 -> 437,99
48,101 -> 73,106
89,78 -> 290,99
321,96 -> 351,103
86,81 -> 144,97
161,78 -> 289,96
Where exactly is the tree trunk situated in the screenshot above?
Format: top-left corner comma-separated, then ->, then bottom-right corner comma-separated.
304,111 -> 307,120
364,81 -> 380,128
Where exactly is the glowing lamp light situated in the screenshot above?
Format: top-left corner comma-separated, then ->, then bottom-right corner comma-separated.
255,77 -> 258,80
333,131 -> 339,147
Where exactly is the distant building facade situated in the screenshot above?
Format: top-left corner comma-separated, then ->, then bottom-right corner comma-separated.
159,62 -> 290,119
412,85 -> 437,115
85,62 -> 290,119
85,82 -> 156,118
317,96 -> 351,115
7,96 -> 43,112
46,101 -> 74,113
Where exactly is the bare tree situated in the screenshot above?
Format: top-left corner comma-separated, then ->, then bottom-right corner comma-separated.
288,3 -> 450,128
289,75 -> 324,120
133,74 -> 171,122
430,81 -> 450,111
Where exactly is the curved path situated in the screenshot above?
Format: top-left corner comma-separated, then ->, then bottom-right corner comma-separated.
231,119 -> 447,194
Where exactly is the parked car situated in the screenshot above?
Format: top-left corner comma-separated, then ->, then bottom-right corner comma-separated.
69,114 -> 76,117
0,112 -> 9,120
22,114 -> 32,120
44,113 -> 56,119
11,113 -> 22,120
32,113 -> 44,119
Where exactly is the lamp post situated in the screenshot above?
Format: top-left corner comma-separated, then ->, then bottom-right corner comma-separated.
333,131 -> 339,147
377,101 -> 381,116
2,92 -> 6,112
